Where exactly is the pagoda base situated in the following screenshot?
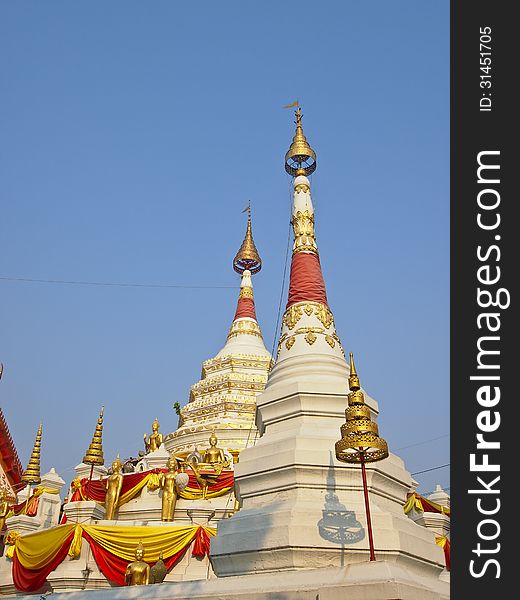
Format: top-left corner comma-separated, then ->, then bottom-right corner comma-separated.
8,560 -> 449,599
210,385 -> 446,586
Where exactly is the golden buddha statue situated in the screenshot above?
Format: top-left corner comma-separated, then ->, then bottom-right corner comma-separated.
160,456 -> 180,522
144,418 -> 164,454
199,432 -> 230,475
188,432 -> 230,499
0,489 -> 10,533
104,456 -> 123,520
125,541 -> 150,586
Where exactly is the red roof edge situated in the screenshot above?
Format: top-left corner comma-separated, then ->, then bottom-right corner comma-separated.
0,408 -> 23,487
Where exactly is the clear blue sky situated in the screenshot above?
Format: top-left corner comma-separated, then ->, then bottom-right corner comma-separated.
0,1 -> 449,496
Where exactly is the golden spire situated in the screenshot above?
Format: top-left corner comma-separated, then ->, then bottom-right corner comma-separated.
335,353 -> 389,464
21,422 -> 42,485
285,107 -> 317,177
82,406 -> 105,466
233,207 -> 262,274
348,353 -> 360,391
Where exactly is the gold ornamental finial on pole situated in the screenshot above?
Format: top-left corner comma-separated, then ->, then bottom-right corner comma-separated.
335,353 -> 389,561
284,104 -> 316,177
22,422 -> 42,485
233,205 -> 262,275
83,406 -> 105,466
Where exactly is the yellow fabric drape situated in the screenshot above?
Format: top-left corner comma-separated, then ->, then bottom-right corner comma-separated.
32,487 -> 59,498
5,532 -> 21,559
403,494 -> 424,514
8,524 -> 217,570
403,493 -> 451,516
435,535 -> 448,548
179,486 -> 233,500
84,525 -> 206,562
68,525 -> 83,558
117,477 -> 150,506
6,487 -> 60,519
146,472 -> 162,491
12,524 -> 77,570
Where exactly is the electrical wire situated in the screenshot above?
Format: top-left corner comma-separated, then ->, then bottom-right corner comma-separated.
395,434 -> 449,451
411,463 -> 450,476
0,275 -> 236,289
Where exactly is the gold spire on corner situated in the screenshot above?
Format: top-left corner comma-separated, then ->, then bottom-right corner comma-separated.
233,207 -> 262,275
335,353 -> 389,464
285,107 -> 317,177
82,406 -> 105,466
21,422 -> 42,485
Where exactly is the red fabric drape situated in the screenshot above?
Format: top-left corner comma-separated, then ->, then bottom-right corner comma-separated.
70,469 -> 166,503
83,529 -> 211,586
11,526 -> 213,591
443,539 -> 451,571
9,497 -> 39,517
233,297 -> 257,320
184,469 -> 234,492
420,497 -> 448,514
286,251 -> 328,308
69,468 -> 234,504
191,526 -> 211,558
11,531 -> 75,592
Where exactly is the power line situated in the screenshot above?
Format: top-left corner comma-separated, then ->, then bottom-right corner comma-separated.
412,463 -> 450,476
395,433 -> 449,451
0,275 -> 236,290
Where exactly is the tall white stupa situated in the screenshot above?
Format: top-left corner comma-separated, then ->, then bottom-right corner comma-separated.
210,107 -> 449,599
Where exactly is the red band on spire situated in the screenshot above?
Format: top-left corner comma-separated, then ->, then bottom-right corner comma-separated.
286,251 -> 328,308
234,296 -> 257,321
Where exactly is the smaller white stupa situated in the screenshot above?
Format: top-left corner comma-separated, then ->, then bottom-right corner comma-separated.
165,210 -> 273,457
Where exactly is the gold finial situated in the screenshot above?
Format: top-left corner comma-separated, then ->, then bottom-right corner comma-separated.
335,353 -> 389,464
83,406 -> 105,466
348,352 -> 360,391
233,206 -> 262,274
285,106 -> 316,177
22,422 -> 42,485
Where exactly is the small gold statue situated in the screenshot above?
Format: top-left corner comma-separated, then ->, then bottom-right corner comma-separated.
200,432 -> 230,475
144,418 -> 164,454
187,432 -> 230,499
104,456 -> 123,520
0,489 -> 10,533
160,456 -> 180,521
125,541 -> 150,586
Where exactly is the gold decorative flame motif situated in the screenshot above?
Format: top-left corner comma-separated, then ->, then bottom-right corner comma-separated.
283,305 -> 303,330
304,331 -> 317,345
292,210 -> 318,255
285,336 -> 296,350
315,304 -> 334,329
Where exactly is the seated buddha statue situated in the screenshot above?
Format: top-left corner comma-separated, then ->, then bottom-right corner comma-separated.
187,432 -> 230,498
198,432 -> 230,473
